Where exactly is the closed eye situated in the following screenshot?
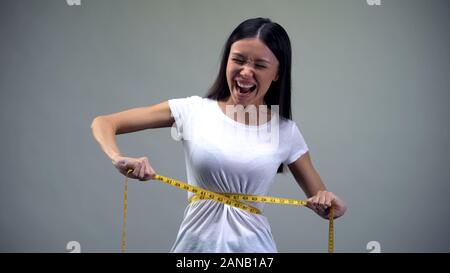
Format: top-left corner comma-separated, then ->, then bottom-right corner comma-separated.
232,58 -> 267,69
232,58 -> 244,64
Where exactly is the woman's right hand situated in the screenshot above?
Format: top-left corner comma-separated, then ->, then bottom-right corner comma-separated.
112,155 -> 156,181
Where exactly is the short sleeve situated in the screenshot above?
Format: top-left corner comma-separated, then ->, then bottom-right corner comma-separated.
283,122 -> 309,165
167,95 -> 202,140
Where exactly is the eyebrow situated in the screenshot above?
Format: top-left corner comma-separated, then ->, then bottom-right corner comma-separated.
231,52 -> 271,64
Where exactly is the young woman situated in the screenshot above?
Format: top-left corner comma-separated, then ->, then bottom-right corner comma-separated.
91,17 -> 347,252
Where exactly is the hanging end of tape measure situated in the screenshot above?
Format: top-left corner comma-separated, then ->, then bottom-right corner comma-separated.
328,206 -> 334,253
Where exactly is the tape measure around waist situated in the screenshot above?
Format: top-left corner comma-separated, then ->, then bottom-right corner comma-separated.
121,170 -> 334,253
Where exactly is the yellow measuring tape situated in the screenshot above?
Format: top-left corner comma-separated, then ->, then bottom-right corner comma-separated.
121,170 -> 334,253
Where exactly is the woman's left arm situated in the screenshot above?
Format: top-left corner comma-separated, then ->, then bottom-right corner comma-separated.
288,152 -> 347,219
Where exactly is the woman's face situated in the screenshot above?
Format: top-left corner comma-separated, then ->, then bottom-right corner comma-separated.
226,38 -> 279,106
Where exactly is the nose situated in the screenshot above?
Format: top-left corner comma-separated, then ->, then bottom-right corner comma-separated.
239,65 -> 254,78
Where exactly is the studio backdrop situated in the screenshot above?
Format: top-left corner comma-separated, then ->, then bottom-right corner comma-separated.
0,0 -> 449,252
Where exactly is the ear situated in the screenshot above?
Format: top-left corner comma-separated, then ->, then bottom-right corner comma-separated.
273,73 -> 279,82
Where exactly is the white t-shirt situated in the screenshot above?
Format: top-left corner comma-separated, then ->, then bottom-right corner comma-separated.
167,95 -> 308,252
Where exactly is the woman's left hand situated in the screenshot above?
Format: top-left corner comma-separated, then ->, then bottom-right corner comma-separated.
306,191 -> 347,220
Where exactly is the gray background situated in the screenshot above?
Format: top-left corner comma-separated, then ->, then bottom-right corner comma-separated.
1,0 -> 449,252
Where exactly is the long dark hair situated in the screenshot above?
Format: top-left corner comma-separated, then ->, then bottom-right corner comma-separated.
205,17 -> 293,173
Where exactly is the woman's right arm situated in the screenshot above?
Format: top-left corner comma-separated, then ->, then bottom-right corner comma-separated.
90,100 -> 174,180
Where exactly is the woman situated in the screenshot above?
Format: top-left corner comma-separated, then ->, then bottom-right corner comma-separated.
91,17 -> 347,252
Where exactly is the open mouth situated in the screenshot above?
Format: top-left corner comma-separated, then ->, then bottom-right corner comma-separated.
235,80 -> 257,95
